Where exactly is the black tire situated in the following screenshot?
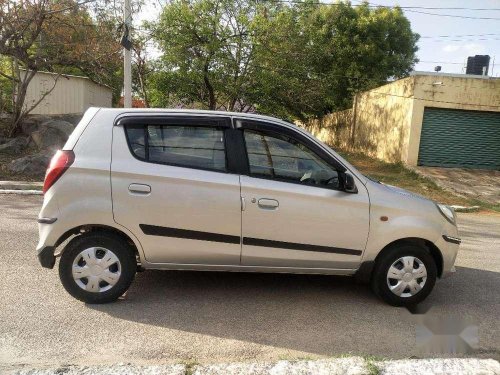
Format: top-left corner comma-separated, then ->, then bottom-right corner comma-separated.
59,232 -> 136,304
371,244 -> 437,307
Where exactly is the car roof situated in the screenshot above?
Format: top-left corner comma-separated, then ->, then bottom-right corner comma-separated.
92,107 -> 292,127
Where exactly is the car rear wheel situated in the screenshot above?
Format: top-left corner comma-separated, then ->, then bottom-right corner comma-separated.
371,244 -> 437,306
59,232 -> 136,304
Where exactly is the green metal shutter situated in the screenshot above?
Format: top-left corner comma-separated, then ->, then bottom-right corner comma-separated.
418,107 -> 500,170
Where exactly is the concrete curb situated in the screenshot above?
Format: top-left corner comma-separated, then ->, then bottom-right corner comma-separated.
0,180 -> 43,190
6,358 -> 500,375
0,181 -> 43,195
0,189 -> 42,195
451,205 -> 481,213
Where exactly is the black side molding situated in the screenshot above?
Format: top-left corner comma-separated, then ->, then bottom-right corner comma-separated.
37,217 -> 57,224
38,246 -> 56,269
442,235 -> 461,245
243,237 -> 362,256
140,224 -> 241,244
140,224 -> 362,256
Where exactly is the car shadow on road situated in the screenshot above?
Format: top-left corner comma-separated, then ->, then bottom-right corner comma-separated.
88,266 -> 499,358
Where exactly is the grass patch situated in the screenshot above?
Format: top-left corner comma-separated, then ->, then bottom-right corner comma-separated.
339,150 -> 499,212
182,359 -> 200,375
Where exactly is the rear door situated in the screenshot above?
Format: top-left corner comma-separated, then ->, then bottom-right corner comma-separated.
237,119 -> 370,270
111,114 -> 242,265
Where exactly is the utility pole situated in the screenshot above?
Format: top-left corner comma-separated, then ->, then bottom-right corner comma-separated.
123,0 -> 132,108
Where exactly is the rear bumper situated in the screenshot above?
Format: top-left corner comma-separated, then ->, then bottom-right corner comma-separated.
37,246 -> 56,269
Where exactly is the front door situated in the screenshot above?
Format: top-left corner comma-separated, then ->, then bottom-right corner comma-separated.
238,120 -> 369,270
111,115 -> 242,265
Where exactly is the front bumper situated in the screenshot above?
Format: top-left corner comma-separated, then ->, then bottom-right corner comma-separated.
37,246 -> 56,269
436,231 -> 461,278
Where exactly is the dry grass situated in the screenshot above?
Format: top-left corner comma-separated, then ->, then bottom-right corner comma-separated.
339,150 -> 499,211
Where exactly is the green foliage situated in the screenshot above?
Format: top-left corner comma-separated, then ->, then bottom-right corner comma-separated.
149,0 -> 419,120
0,56 -> 13,113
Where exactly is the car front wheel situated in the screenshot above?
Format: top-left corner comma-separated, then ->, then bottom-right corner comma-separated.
59,232 -> 136,304
371,244 -> 437,306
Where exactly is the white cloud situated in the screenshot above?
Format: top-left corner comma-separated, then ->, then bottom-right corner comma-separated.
463,43 -> 486,55
443,45 -> 460,53
442,43 -> 486,55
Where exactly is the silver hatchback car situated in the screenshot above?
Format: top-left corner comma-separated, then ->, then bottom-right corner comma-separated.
37,108 -> 460,306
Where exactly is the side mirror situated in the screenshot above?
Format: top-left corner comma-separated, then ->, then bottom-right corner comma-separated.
342,172 -> 358,193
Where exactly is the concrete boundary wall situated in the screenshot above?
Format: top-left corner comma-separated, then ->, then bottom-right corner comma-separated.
304,74 -> 500,166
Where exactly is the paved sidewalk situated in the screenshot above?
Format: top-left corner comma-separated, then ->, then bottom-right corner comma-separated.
414,167 -> 500,205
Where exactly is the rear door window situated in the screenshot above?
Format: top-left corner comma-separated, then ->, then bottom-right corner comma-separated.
125,124 -> 227,172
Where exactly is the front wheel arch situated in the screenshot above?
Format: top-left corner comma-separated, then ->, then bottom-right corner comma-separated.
356,237 -> 443,283
374,238 -> 443,278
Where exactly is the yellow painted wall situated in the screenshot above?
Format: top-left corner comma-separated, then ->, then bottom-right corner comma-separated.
304,109 -> 353,150
407,74 -> 500,165
353,77 -> 414,163
305,73 -> 500,166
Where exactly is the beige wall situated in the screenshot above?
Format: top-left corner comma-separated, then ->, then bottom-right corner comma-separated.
304,109 -> 353,150
407,74 -> 500,165
304,73 -> 500,166
353,77 -> 415,163
22,71 -> 112,115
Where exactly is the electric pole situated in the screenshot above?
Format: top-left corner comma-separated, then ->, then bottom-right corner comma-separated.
123,0 -> 132,108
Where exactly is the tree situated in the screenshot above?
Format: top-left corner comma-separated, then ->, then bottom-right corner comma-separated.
144,0 -> 419,120
132,35 -> 153,107
148,0 -> 258,111
0,0 -> 122,135
250,1 -> 419,120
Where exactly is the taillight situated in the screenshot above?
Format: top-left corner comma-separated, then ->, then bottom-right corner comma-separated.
43,150 -> 75,194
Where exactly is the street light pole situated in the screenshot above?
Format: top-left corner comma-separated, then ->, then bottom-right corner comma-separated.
123,0 -> 132,108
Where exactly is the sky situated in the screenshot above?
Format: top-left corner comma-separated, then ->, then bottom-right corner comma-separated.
370,0 -> 500,76
136,0 -> 500,77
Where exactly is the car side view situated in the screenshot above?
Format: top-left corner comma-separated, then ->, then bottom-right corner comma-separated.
37,108 -> 461,306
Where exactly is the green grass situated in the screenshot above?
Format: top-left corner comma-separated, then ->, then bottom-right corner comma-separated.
339,150 -> 499,213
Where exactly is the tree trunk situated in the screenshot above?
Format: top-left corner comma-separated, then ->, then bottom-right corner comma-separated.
10,69 -> 37,137
203,62 -> 216,110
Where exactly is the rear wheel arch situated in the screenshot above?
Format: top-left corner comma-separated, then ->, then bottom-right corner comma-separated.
54,224 -> 142,263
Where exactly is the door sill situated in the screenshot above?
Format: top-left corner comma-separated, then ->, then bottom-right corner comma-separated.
141,261 -> 356,276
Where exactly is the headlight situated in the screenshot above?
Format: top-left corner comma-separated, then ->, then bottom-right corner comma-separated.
436,203 -> 456,225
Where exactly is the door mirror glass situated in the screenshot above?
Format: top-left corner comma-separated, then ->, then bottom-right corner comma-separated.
343,173 -> 358,193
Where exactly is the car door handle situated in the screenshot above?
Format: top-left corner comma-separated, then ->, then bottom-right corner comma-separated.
258,198 -> 279,210
128,183 -> 151,194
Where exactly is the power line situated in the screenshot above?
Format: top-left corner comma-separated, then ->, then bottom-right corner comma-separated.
270,0 -> 500,11
403,9 -> 500,20
420,33 -> 500,39
423,38 -> 500,42
418,61 -> 465,65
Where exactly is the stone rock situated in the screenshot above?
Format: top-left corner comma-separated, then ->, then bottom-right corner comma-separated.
20,120 -> 38,136
8,152 -> 52,178
31,126 -> 68,150
29,119 -> 75,150
0,137 -> 28,154
41,119 -> 75,137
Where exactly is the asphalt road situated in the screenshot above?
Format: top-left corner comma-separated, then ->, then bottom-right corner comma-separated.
1,196 -> 499,371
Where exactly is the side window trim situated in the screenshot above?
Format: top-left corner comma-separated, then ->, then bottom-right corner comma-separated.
119,115 -> 231,174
